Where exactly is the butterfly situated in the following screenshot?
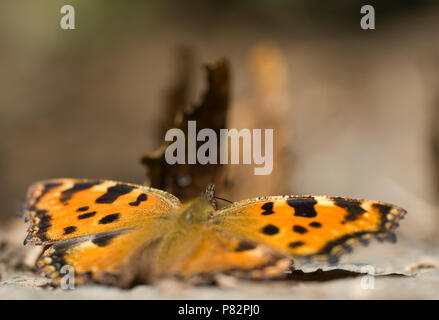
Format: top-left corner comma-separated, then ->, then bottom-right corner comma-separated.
21,178 -> 406,288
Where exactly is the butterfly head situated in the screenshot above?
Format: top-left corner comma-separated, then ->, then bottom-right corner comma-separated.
177,197 -> 215,226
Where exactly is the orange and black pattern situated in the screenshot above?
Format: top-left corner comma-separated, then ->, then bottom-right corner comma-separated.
21,178 -> 406,287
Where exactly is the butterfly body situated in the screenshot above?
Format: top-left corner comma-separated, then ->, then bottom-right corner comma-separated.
154,198 -> 214,277
21,178 -> 406,287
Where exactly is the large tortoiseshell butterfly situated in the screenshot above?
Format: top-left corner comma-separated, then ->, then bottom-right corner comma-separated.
21,178 -> 406,288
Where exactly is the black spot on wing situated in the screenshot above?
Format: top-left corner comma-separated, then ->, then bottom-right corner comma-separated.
63,226 -> 77,235
286,197 -> 318,218
98,213 -> 120,224
293,225 -> 308,234
129,193 -> 148,206
332,197 -> 366,223
235,240 -> 257,252
95,184 -> 134,204
261,224 -> 279,235
288,241 -> 305,249
92,233 -> 119,247
309,221 -> 322,228
37,212 -> 51,231
373,203 -> 392,215
261,202 -> 274,215
76,206 -> 89,212
36,209 -> 50,225
60,182 -> 100,204
78,211 -> 96,220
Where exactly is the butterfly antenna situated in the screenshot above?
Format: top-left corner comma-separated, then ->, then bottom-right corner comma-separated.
204,184 -> 233,209
214,196 -> 233,204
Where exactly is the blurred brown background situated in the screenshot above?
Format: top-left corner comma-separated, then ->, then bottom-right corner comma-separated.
1,0 -> 439,245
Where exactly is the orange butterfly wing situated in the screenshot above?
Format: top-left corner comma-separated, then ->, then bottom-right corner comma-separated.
37,226 -> 167,287
22,178 -> 180,286
22,178 -> 180,245
158,227 -> 291,281
213,195 -> 406,263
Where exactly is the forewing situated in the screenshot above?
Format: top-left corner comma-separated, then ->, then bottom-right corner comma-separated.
213,195 -> 406,263
21,178 -> 180,245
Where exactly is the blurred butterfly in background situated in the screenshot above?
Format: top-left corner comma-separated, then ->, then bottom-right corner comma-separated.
21,178 -> 406,288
